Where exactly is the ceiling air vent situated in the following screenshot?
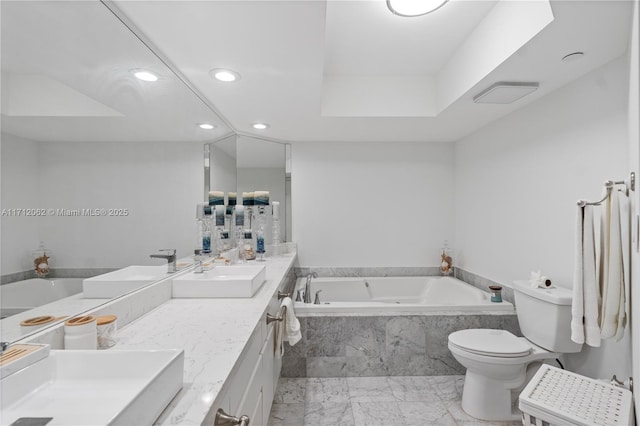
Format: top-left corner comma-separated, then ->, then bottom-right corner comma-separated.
473,82 -> 539,104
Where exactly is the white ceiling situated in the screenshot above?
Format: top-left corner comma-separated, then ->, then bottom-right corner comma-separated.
113,0 -> 634,143
1,0 -> 634,145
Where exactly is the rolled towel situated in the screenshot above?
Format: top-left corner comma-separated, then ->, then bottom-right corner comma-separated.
529,270 -> 552,288
280,297 -> 301,345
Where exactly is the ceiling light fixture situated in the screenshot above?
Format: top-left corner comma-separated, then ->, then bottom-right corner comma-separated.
132,69 -> 159,82
199,123 -> 215,130
252,123 -> 269,130
209,68 -> 240,83
387,0 -> 448,17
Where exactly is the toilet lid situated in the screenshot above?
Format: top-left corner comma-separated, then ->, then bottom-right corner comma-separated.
448,329 -> 532,358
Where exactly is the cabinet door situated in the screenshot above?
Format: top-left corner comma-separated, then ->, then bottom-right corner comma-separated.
236,348 -> 263,425
262,326 -> 276,422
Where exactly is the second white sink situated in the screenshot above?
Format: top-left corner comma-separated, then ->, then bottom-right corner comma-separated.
172,264 -> 266,298
0,348 -> 184,426
82,265 -> 169,298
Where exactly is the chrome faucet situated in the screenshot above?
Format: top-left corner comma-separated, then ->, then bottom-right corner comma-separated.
150,249 -> 177,273
303,272 -> 318,303
1,342 -> 9,354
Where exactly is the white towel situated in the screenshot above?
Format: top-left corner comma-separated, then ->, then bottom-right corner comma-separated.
600,190 -> 628,340
571,205 -> 601,347
280,297 -> 301,346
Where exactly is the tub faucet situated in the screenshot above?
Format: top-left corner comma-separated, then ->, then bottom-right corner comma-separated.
1,342 -> 9,354
303,272 -> 318,303
150,249 -> 177,273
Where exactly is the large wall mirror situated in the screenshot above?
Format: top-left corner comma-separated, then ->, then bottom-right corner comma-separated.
0,0 -> 232,343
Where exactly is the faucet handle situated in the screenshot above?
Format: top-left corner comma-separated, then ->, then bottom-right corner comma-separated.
295,289 -> 303,302
160,249 -> 176,255
314,290 -> 322,305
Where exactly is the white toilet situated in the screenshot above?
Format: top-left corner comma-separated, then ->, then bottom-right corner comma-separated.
447,280 -> 582,421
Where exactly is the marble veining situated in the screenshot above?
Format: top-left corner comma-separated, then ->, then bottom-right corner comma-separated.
269,376 -> 522,426
282,312 -> 520,377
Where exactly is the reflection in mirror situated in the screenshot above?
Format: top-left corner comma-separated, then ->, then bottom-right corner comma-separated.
207,136 -> 290,252
208,135 -> 238,199
237,136 -> 287,246
0,0 -> 231,343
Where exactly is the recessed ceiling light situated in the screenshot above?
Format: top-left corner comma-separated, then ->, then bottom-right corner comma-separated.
252,123 -> 269,130
209,69 -> 241,82
562,52 -> 585,62
199,123 -> 215,130
132,69 -> 159,82
387,0 -> 448,17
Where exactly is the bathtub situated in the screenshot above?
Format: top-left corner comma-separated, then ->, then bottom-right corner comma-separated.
293,276 -> 513,314
0,278 -> 83,317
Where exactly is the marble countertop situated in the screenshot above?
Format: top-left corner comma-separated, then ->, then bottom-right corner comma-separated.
113,252 -> 296,425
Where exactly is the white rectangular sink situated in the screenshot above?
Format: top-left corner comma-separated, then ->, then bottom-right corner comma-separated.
172,264 -> 266,298
0,349 -> 184,426
82,265 -> 169,298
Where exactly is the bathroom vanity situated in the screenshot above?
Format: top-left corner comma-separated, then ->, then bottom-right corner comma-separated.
9,252 -> 296,425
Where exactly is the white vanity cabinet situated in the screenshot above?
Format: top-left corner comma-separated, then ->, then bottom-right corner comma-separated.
208,290 -> 285,426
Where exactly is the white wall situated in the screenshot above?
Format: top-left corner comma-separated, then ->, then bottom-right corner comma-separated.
292,141 -> 455,267
455,56 -> 630,380
1,133 -> 41,274
2,140 -> 204,270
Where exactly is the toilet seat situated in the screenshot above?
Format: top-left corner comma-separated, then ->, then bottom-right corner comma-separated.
448,329 -> 532,358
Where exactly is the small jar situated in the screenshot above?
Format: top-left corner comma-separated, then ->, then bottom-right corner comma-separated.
489,285 -> 503,303
97,315 -> 118,349
64,316 -> 97,350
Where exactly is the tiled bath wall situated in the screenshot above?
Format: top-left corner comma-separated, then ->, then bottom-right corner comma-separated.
281,312 -> 521,378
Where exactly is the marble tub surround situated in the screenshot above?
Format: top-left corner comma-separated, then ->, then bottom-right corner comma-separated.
281,312 -> 521,378
454,268 -> 515,305
268,376 -> 522,426
1,267 -> 119,285
295,266 -> 442,279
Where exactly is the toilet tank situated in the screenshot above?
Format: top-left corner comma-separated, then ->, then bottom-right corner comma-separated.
512,280 -> 582,353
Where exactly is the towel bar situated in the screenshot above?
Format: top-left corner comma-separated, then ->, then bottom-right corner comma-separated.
277,291 -> 290,300
577,173 -> 635,207
266,305 -> 287,325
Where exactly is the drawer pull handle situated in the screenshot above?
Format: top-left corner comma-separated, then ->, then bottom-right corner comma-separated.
215,408 -> 250,426
277,291 -> 290,300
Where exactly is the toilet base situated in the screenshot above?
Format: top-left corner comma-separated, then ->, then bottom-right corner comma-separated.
461,370 -> 522,421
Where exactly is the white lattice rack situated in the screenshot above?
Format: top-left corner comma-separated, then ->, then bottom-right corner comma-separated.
519,364 -> 633,426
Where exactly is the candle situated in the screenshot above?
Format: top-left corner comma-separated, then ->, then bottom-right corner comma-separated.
272,201 -> 280,219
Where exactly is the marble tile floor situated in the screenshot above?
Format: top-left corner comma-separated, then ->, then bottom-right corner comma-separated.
268,376 -> 522,426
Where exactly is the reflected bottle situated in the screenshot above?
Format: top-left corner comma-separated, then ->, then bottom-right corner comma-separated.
201,206 -> 213,252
